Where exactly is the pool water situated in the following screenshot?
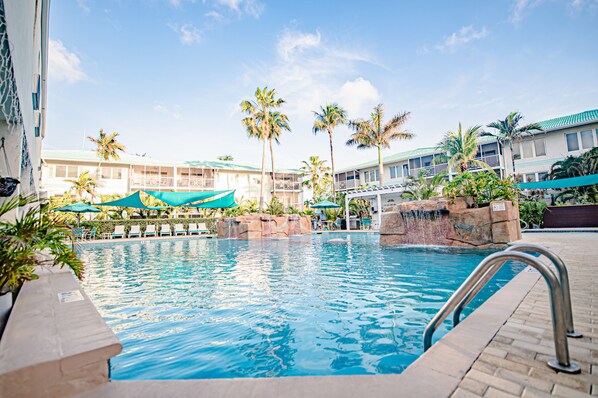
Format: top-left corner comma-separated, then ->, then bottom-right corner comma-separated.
78,233 -> 523,380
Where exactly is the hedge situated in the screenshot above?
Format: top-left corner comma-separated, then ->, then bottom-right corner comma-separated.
80,218 -> 217,236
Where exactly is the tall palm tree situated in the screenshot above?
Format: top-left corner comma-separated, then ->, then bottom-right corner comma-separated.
346,104 -> 413,186
86,129 -> 126,175
437,123 -> 492,173
267,111 -> 291,197
313,104 -> 347,199
481,112 -> 543,177
66,171 -> 98,201
240,87 -> 286,212
300,156 -> 332,202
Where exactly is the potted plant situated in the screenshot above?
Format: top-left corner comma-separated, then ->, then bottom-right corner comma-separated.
0,195 -> 84,337
0,137 -> 19,197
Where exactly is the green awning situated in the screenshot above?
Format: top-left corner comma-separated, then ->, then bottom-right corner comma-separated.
144,190 -> 230,207
96,191 -> 167,210
518,174 -> 598,190
188,191 -> 238,209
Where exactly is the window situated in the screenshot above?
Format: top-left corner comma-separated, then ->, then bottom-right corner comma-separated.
421,155 -> 434,167
363,170 -> 379,183
403,164 -> 409,178
409,158 -> 421,170
566,132 -> 580,151
101,167 -> 111,179
67,166 -> 78,178
512,143 -> 521,160
523,174 -> 536,182
389,165 -> 403,179
481,143 -> 498,157
114,168 -> 123,179
538,172 -> 548,181
55,165 -> 66,178
533,139 -> 546,157
581,130 -> 594,149
522,141 -> 534,159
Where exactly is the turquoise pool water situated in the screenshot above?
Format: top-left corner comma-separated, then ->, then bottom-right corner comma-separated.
78,233 -> 523,380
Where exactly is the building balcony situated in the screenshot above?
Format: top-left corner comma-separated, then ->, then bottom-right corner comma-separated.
177,177 -> 215,189
131,175 -> 174,188
335,179 -> 359,191
409,154 -> 500,178
274,181 -> 301,191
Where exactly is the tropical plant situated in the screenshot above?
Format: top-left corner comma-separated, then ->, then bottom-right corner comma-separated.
549,147 -> 598,203
241,87 -> 286,212
481,112 -> 543,177
265,196 -> 285,215
300,156 -> 332,202
267,111 -> 291,197
346,104 -> 413,186
0,195 -> 84,293
437,123 -> 492,173
87,129 -> 126,175
217,155 -> 234,161
403,172 -> 446,200
443,171 -> 517,206
313,104 -> 347,198
65,171 -> 98,201
519,201 -> 548,228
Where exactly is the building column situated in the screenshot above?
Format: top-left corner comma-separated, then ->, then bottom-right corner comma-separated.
345,195 -> 350,231
376,193 -> 382,230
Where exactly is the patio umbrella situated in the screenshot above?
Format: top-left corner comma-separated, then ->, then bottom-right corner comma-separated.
53,202 -> 102,226
310,200 -> 341,209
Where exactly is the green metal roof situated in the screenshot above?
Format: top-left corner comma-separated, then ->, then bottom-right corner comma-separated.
536,109 -> 598,131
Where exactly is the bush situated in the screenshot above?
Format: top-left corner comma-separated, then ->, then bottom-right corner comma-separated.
81,217 -> 217,236
519,201 -> 548,228
443,171 -> 517,206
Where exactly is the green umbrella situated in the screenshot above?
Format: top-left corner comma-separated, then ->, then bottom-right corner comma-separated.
53,202 -> 102,226
310,200 -> 341,209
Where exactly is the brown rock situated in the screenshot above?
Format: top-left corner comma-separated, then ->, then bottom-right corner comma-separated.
489,200 -> 518,223
446,197 -> 468,212
491,220 -> 520,243
379,211 -> 406,235
447,207 -> 493,246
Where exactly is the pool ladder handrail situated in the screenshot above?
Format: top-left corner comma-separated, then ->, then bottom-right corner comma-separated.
453,243 -> 582,338
422,249 -> 581,374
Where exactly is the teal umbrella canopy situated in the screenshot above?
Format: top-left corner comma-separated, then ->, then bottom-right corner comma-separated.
311,200 -> 341,209
53,202 -> 101,226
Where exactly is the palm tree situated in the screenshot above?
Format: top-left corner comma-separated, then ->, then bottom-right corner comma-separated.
240,87 -> 286,212
66,171 -> 98,201
481,112 -> 543,177
300,156 -> 332,202
217,155 -> 234,161
313,104 -> 347,199
267,111 -> 291,197
346,104 -> 413,186
403,172 -> 446,200
87,129 -> 126,175
437,123 -> 492,173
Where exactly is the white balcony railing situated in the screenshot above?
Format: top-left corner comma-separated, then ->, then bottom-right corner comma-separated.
335,179 -> 359,190
409,154 -> 500,178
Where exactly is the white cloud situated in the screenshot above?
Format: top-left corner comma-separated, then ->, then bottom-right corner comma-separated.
336,78 -> 380,116
436,26 -> 488,52
48,39 -> 87,83
170,23 -> 201,45
169,0 -> 196,6
76,0 -> 91,14
205,10 -> 226,21
211,0 -> 264,18
153,103 -> 182,119
277,29 -> 321,61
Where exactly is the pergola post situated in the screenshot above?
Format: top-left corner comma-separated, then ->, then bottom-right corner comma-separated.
345,195 -> 350,231
376,193 -> 382,230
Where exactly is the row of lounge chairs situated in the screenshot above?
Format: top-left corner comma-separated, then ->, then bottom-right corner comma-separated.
110,223 -> 210,239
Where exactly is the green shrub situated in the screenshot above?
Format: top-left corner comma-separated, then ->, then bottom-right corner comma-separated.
81,217 -> 217,236
518,201 -> 548,228
443,171 -> 517,206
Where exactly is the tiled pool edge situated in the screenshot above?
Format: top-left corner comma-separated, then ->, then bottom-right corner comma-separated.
74,255 -> 540,397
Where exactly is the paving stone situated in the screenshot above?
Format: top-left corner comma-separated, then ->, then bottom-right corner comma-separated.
467,369 -> 524,396
551,383 -> 591,397
521,387 -> 554,398
483,387 -> 520,398
459,377 -> 488,395
452,388 -> 483,398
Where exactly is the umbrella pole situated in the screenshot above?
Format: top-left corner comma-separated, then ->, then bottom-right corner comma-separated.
78,213 -> 81,227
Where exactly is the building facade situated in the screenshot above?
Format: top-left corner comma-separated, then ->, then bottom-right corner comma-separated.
0,0 -> 49,198
41,150 -> 303,208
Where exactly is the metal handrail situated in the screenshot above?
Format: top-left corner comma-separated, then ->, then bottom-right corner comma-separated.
453,243 -> 582,338
423,251 -> 580,373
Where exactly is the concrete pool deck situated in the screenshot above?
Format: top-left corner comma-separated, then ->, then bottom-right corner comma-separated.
72,232 -> 598,398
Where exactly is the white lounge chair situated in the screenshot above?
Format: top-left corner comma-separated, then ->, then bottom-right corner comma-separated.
111,225 -> 125,239
128,225 -> 141,238
188,223 -> 200,235
197,223 -> 209,235
174,224 -> 186,236
160,224 -> 172,236
144,224 -> 156,237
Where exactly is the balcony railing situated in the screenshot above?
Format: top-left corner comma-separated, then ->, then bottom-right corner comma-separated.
335,179 -> 359,190
177,177 -> 215,189
131,175 -> 174,188
409,154 -> 500,178
274,181 -> 301,191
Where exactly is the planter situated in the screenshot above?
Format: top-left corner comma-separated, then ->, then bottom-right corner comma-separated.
0,292 -> 13,338
0,177 -> 19,197
543,204 -> 598,228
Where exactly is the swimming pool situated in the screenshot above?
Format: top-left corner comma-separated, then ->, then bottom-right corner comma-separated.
78,233 -> 523,380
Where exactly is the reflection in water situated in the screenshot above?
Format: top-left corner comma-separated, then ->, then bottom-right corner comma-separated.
79,234 -> 523,380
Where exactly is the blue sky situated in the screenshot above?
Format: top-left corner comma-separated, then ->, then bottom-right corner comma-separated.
46,0 -> 598,169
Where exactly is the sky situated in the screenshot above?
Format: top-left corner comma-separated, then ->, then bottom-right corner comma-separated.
46,0 -> 598,170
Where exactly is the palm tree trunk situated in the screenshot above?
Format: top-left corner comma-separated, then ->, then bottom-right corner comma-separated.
269,138 -> 276,198
328,128 -> 336,200
377,145 -> 384,187
509,142 -> 516,178
259,138 -> 266,213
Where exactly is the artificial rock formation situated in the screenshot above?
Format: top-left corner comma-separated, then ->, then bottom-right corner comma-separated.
217,214 -> 312,240
380,198 -> 521,248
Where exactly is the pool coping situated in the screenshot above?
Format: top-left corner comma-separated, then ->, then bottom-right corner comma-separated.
75,249 -> 541,398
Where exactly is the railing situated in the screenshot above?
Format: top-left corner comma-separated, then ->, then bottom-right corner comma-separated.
131,176 -> 174,188
409,154 -> 500,178
274,181 -> 301,191
335,179 -> 359,190
423,248 -> 581,374
176,178 -> 215,189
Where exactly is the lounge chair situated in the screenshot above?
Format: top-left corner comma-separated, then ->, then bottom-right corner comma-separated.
128,225 -> 141,238
361,218 -> 372,230
85,227 -> 97,240
72,227 -> 85,241
332,218 -> 342,231
174,224 -> 186,236
197,222 -> 209,235
188,223 -> 200,235
111,225 -> 125,239
159,224 -> 172,236
144,224 -> 156,237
